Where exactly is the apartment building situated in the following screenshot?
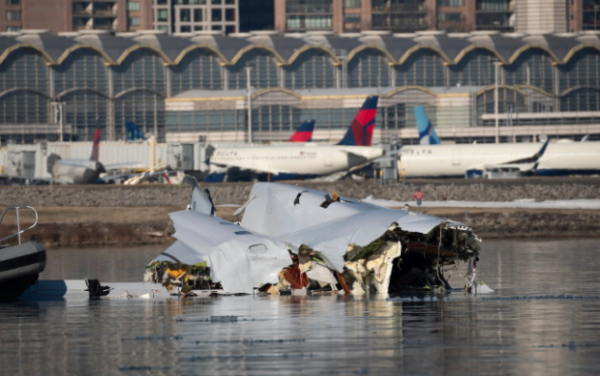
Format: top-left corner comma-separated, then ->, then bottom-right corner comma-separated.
0,0 -> 153,33
274,0 -> 600,34
153,0 -> 239,34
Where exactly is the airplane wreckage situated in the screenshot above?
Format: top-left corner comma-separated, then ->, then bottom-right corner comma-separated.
144,177 -> 484,297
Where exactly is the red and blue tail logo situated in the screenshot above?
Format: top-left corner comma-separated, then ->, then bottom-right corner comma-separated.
90,117 -> 101,162
337,96 -> 378,146
288,120 -> 315,142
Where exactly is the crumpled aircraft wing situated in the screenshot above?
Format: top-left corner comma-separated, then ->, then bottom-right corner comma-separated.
240,183 -> 464,271
168,210 -> 291,294
239,183 -> 382,237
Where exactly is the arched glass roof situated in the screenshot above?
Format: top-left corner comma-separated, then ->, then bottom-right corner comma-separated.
1,30 -> 599,66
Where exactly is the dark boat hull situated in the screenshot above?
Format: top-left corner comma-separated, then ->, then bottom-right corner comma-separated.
0,241 -> 47,301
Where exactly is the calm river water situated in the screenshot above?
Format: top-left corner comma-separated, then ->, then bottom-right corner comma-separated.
1,239 -> 600,376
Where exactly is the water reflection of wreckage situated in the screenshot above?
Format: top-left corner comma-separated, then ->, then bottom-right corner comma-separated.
146,177 -> 482,297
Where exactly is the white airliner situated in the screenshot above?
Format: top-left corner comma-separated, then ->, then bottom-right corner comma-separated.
206,96 -> 383,182
398,106 -> 600,178
46,121 -> 139,184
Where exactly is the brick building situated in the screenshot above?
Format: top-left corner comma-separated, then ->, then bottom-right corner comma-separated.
0,0 -> 153,34
274,0 -> 600,34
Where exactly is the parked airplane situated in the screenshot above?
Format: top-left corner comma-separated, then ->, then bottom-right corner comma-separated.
48,120 -> 138,184
206,96 -> 382,182
399,107 -> 600,178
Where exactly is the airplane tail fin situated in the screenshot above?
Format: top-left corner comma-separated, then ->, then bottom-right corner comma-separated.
126,121 -> 145,141
90,117 -> 101,162
288,120 -> 315,142
180,175 -> 216,216
415,106 -> 441,145
337,96 -> 378,146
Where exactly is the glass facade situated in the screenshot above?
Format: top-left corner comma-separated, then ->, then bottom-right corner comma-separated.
1,34 -> 600,144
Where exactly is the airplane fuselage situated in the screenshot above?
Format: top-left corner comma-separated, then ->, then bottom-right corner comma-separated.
208,144 -> 384,181
398,142 -> 600,178
54,159 -> 104,184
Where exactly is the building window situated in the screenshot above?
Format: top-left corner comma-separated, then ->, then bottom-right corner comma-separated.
194,9 -> 203,22
212,25 -> 222,30
157,25 -> 169,31
225,0 -> 235,4
180,8 -> 191,22
212,9 -> 222,21
226,25 -> 235,33
344,14 -> 360,23
476,0 -> 509,11
6,0 -> 20,5
129,16 -> 140,26
127,1 -> 140,11
344,0 -> 360,8
157,9 -> 168,21
438,12 -> 464,21
287,0 -> 332,14
437,0 -> 463,6
287,14 -> 332,29
181,25 -> 191,32
194,25 -> 203,31
225,8 -> 235,21
7,26 -> 20,31
157,0 -> 167,4
6,10 -> 21,21
212,0 -> 222,4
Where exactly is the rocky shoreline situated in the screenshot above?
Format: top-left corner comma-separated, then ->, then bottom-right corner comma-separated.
2,178 -> 599,247
2,178 -> 600,208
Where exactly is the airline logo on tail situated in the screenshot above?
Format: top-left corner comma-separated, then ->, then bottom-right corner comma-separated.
126,121 -> 145,141
415,106 -> 441,145
337,96 -> 379,146
289,120 -> 315,142
90,118 -> 101,162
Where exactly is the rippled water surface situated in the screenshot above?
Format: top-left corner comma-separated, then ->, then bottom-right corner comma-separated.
2,239 -> 600,376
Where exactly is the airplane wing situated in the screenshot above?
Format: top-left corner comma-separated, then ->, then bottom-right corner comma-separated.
467,138 -> 551,172
103,162 -> 142,170
210,160 -> 284,175
239,183 -> 470,271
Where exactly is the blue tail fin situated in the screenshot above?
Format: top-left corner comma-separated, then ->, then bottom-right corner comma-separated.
415,106 -> 441,145
126,121 -> 145,141
337,96 -> 379,146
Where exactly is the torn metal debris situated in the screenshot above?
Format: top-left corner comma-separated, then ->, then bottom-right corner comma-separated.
147,177 -> 482,297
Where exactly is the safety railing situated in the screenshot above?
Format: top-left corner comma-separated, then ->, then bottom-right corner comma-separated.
0,206 -> 38,245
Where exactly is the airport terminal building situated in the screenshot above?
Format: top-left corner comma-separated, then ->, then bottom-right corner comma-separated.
1,29 -> 600,144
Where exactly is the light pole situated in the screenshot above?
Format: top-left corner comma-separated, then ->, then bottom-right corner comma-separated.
494,61 -> 500,143
245,63 -> 253,144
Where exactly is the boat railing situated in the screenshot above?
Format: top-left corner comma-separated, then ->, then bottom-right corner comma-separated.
0,206 -> 39,245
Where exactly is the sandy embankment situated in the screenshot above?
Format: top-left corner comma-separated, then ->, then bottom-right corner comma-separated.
1,178 -> 600,247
